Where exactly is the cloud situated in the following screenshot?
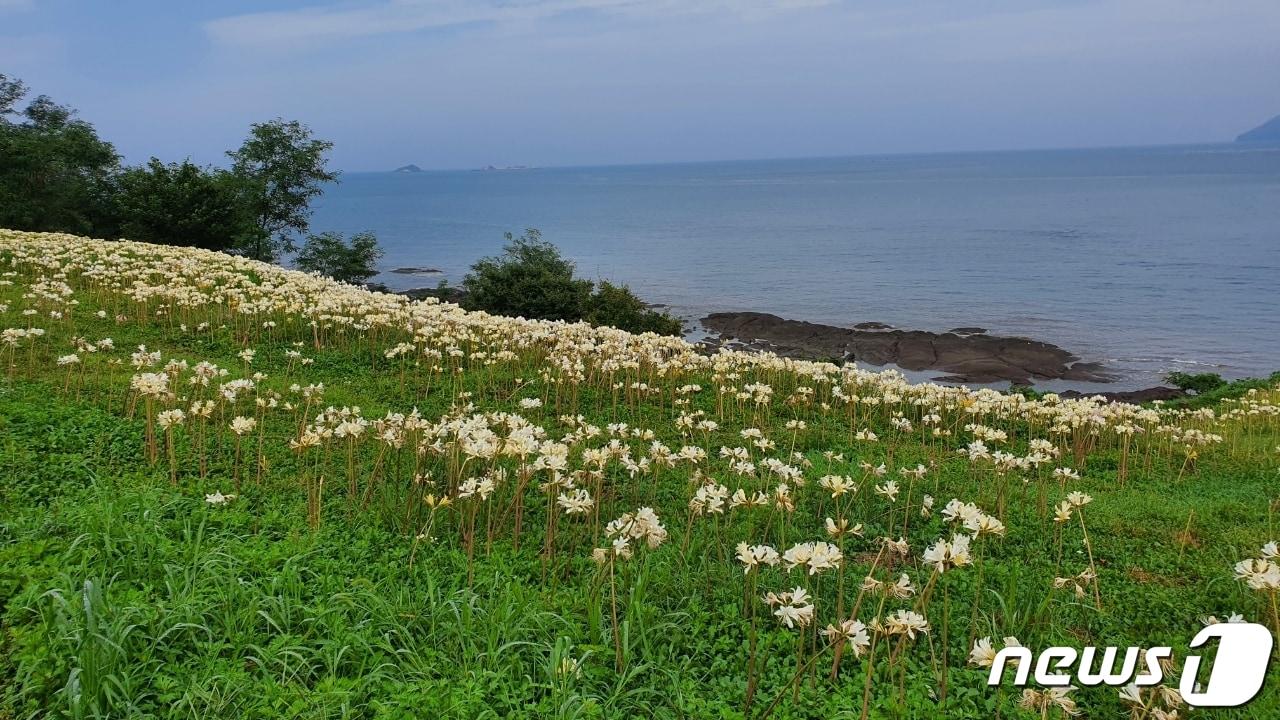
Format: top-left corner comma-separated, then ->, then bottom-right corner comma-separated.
205,0 -> 833,47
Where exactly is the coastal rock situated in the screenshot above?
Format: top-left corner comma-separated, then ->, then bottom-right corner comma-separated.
854,321 -> 894,330
1058,386 -> 1187,404
948,327 -> 987,335
399,286 -> 467,304
700,311 -> 1115,385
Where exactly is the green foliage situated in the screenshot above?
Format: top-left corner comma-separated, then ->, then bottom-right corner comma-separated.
463,230 -> 682,335
1006,384 -> 1044,400
1164,371 -> 1227,395
227,119 -> 339,262
1,275 -> 1278,719
1163,371 -> 1280,409
586,281 -> 683,336
294,231 -> 384,285
113,159 -> 256,251
0,74 -> 119,236
463,229 -> 593,322
0,75 -> 347,262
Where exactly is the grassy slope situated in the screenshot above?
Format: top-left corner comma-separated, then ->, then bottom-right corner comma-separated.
1,257 -> 1279,719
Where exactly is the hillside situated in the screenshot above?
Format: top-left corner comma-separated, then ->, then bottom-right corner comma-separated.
1,229 -> 1278,718
1236,114 -> 1280,143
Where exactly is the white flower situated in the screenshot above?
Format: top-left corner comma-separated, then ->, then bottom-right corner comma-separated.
766,587 -> 815,629
969,637 -> 996,667
874,479 -> 899,502
1118,683 -> 1145,708
822,619 -> 870,656
205,491 -> 236,506
1234,558 -> 1280,590
557,488 -> 594,514
736,543 -> 780,573
922,534 -> 973,573
1066,491 -> 1093,507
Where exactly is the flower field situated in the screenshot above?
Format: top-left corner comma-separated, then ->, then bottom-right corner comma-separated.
1,229 -> 1277,718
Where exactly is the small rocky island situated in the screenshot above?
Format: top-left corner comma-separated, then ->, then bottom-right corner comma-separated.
393,164 -> 423,173
1236,115 -> 1280,143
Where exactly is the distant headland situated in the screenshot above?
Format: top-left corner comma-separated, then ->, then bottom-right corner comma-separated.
392,164 -> 423,173
1236,115 -> 1280,143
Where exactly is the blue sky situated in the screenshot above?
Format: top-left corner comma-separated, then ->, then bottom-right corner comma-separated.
2,0 -> 1278,170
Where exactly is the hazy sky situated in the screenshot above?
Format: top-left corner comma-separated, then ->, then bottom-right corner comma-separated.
2,0 -> 1278,170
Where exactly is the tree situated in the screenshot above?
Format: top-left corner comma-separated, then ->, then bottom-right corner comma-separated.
294,231 -> 384,285
228,119 -> 338,262
0,73 -> 119,235
113,159 -> 255,251
462,229 -> 593,321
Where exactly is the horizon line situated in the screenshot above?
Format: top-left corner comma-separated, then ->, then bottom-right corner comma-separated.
342,138 -> 1270,175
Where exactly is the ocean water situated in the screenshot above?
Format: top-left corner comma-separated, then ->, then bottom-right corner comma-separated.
310,144 -> 1280,390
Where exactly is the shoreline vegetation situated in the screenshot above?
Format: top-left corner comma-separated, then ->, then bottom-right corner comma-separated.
2,229 -> 1279,718
389,282 -> 1218,402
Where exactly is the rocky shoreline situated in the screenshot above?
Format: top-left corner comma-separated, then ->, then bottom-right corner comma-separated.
701,308 -> 1187,399
699,311 -> 1117,385
386,283 -> 1186,401
697,311 -> 1189,401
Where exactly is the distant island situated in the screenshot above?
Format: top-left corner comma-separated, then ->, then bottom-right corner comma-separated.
393,164 -> 423,173
475,165 -> 532,171
1236,115 -> 1280,143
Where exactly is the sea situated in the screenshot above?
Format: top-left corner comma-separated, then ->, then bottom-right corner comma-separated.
309,143 -> 1280,391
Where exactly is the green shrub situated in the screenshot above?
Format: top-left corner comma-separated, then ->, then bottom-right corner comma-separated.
1164,371 -> 1226,395
586,281 -> 683,336
294,231 -> 383,285
463,230 -> 681,335
462,229 -> 592,322
1162,371 -> 1280,409
114,159 -> 256,252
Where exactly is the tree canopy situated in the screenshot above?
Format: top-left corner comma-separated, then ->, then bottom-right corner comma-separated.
228,119 -> 339,262
113,159 -> 255,252
294,231 -> 384,285
0,74 -> 119,236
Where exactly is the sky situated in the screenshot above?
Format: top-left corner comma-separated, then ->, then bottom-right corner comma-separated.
2,0 -> 1278,171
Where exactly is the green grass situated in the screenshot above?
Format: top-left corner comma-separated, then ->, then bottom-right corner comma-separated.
2,241 -> 1279,719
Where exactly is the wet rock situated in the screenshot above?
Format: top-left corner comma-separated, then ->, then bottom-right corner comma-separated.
700,311 -> 1115,385
1058,386 -> 1187,404
400,286 -> 467,304
854,321 -> 894,330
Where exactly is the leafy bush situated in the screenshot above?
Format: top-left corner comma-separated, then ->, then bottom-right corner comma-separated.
1163,371 -> 1280,409
462,229 -> 592,321
1164,371 -> 1227,395
113,159 -> 255,251
586,281 -> 683,336
463,230 -> 682,335
294,231 -> 384,285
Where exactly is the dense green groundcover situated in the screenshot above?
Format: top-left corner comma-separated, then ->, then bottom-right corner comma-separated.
1,248 -> 1278,718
